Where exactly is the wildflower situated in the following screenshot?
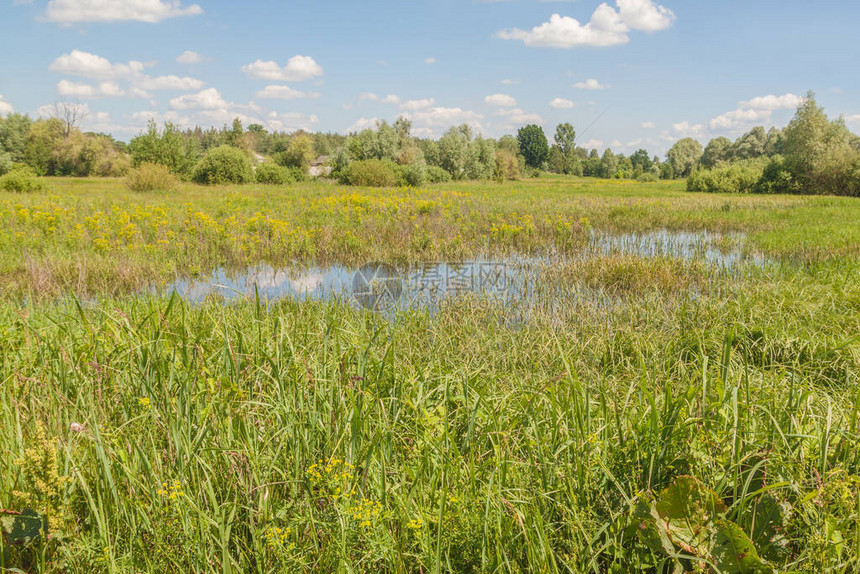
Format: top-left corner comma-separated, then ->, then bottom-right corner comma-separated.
138,397 -> 151,408
70,422 -> 85,433
407,518 -> 423,529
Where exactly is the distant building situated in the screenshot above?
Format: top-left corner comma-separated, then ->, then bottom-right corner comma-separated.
309,155 -> 332,177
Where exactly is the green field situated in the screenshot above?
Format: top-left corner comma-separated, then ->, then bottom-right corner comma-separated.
2,177 -> 859,572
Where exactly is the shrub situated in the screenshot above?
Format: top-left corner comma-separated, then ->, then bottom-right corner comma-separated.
637,172 -> 658,183
686,159 -> 766,194
0,166 -> 46,193
0,151 -> 11,175
402,162 -> 427,187
255,163 -> 295,185
126,163 -> 179,192
425,165 -> 451,184
340,159 -> 398,187
754,155 -> 799,195
192,146 -> 254,185
494,149 -> 521,182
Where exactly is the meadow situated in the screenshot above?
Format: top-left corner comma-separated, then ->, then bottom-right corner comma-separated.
1,176 -> 859,572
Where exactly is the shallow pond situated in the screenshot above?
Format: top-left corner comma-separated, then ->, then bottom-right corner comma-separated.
161,229 -> 767,311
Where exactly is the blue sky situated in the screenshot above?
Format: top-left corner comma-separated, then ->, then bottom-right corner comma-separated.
1,0 -> 858,155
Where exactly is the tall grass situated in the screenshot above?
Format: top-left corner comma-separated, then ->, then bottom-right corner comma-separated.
1,254 -> 858,571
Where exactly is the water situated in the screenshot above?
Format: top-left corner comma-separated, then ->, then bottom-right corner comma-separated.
160,229 -> 767,310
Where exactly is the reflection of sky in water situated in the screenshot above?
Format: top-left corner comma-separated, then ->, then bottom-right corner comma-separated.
162,229 -> 768,308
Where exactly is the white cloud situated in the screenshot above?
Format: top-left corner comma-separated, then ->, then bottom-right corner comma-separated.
346,117 -> 380,133
50,50 -> 146,79
672,121 -> 705,139
411,107 -> 483,129
501,79 -> 519,85
497,0 -> 674,48
425,57 -> 436,64
739,93 -> 802,111
137,75 -> 204,90
169,88 -> 228,110
641,121 -> 655,128
401,98 -> 435,111
255,85 -> 319,100
57,79 -> 126,98
844,114 -> 860,125
574,78 -> 608,90
498,8 -> 628,48
484,93 -> 518,107
496,107 -> 544,125
265,111 -> 319,133
616,0 -> 675,32
709,93 -> 803,132
176,50 -> 203,65
0,95 -> 13,115
709,108 -> 770,130
582,139 -> 604,149
382,94 -> 401,105
549,97 -> 575,109
44,0 -> 202,23
358,92 -> 378,101
241,56 -> 323,82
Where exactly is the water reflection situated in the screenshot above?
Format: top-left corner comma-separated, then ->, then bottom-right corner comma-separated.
161,229 -> 767,310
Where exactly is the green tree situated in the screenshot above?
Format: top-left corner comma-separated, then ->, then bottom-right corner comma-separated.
630,148 -> 654,173
517,124 -> 549,169
554,123 -> 576,155
438,125 -> 472,179
275,132 -> 316,171
0,113 -> 33,162
128,121 -> 200,177
732,126 -> 767,160
667,138 -> 703,178
701,137 -> 733,168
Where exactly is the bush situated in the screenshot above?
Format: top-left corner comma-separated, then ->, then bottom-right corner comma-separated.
255,163 -> 295,185
754,155 -> 799,195
0,166 -> 46,193
686,159 -> 766,194
636,172 -> 658,183
425,165 -> 451,184
192,146 -> 254,185
0,151 -> 11,176
402,162 -> 427,187
126,163 -> 179,192
340,159 -> 398,187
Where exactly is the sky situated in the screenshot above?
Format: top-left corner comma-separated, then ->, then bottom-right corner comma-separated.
1,0 -> 859,155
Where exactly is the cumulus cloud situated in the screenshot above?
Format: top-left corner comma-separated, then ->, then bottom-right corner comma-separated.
484,93 -> 518,107
265,111 -> 320,133
425,57 -> 436,64
346,117 -> 380,133
501,79 -> 519,85
358,92 -> 378,101
497,0 -> 674,48
176,50 -> 203,64
241,56 -> 323,82
382,94 -> 401,105
672,121 -> 705,139
401,98 -> 435,111
57,79 -> 125,98
137,75 -> 204,90
641,121 -> 655,128
255,85 -> 319,100
739,93 -> 802,111
495,107 -> 544,125
574,78 -> 608,90
0,95 -> 13,115
616,0 -> 675,32
549,97 -> 575,109
710,93 -> 802,131
169,87 -> 228,110
50,50 -> 147,79
411,107 -> 483,130
44,0 -> 202,23
581,139 -> 604,150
